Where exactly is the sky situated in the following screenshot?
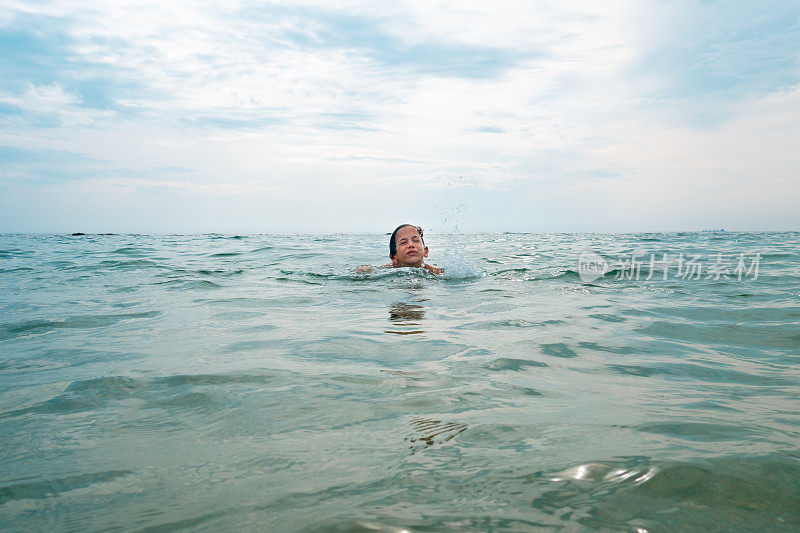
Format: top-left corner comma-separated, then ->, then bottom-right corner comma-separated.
1,0 -> 798,233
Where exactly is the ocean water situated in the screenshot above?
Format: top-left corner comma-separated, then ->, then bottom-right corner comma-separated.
1,232 -> 799,532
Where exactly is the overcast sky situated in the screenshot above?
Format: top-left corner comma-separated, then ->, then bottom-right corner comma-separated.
1,0 -> 798,233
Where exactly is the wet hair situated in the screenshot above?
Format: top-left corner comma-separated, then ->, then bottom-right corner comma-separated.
389,224 -> 424,257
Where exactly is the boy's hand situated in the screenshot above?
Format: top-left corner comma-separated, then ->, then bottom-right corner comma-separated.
424,264 -> 444,274
355,265 -> 373,273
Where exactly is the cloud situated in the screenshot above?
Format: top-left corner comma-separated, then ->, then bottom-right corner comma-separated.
0,144 -> 106,183
630,1 -> 800,99
0,10 -> 148,117
0,144 -> 96,165
0,0 -> 798,231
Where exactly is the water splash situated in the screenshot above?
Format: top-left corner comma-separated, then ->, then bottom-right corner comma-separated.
439,248 -> 484,279
433,175 -> 477,234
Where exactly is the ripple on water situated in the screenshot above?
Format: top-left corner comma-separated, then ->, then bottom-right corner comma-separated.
0,311 -> 161,341
637,320 -> 799,352
110,246 -> 152,256
152,373 -> 275,387
606,361 -> 796,387
222,338 -> 280,354
635,421 -> 765,442
0,470 -> 133,503
534,455 -> 800,531
588,313 -> 626,323
484,358 -> 548,371
0,347 -> 125,372
464,318 -> 565,329
153,279 -> 223,290
540,343 -> 578,358
250,245 -> 274,253
0,267 -> 35,274
0,373 -> 277,420
1,376 -> 145,418
95,259 -> 165,270
577,341 -> 644,355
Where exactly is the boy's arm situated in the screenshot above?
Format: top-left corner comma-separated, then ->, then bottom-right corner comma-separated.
423,263 -> 444,274
357,264 -> 442,274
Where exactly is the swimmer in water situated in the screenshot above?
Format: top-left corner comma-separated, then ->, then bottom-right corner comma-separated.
356,224 -> 443,274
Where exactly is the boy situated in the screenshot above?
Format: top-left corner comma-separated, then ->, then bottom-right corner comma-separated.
357,224 -> 443,274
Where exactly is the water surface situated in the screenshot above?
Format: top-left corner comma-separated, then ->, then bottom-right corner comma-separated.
1,232 -> 799,531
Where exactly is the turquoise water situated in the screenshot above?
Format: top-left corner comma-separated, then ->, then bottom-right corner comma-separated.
1,232 -> 799,531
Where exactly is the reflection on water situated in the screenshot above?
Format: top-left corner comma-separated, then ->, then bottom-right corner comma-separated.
385,301 -> 425,335
405,417 -> 468,455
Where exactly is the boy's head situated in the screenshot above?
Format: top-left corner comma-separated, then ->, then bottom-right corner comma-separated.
389,224 -> 428,267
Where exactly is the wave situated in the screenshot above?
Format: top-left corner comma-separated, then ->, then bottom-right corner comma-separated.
0,470 -> 132,502
196,268 -> 244,277
0,267 -> 34,273
483,357 -> 548,371
0,372 -> 277,419
250,245 -> 274,253
0,311 -> 161,341
110,246 -> 151,256
534,454 -> 800,530
606,360 -> 795,387
208,234 -> 247,240
635,421 -> 764,441
95,259 -> 166,270
152,373 -> 274,386
491,268 -> 587,282
153,279 -> 223,290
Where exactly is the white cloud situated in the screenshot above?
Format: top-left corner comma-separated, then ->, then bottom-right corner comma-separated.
1,0 -> 798,231
1,84 -> 78,111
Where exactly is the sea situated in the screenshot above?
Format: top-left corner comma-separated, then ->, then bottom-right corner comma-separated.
1,231 -> 798,532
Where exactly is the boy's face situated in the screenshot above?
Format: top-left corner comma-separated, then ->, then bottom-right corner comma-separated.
391,225 -> 428,267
